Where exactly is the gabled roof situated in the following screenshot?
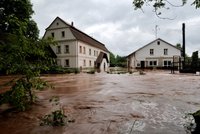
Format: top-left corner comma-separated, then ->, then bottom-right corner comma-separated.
127,38 -> 181,57
45,16 -> 71,30
45,17 -> 109,52
96,52 -> 109,64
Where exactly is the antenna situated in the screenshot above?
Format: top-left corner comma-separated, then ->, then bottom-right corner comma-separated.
155,25 -> 160,39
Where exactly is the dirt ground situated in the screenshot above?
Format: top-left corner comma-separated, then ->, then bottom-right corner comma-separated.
0,71 -> 200,134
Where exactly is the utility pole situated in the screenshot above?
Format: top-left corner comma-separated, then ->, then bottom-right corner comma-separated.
182,23 -> 185,70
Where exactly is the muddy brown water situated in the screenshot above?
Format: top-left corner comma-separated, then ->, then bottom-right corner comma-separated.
0,71 -> 200,134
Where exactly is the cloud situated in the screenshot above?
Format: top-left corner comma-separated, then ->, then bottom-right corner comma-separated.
31,0 -> 200,56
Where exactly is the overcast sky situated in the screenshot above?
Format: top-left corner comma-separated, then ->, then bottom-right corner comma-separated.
31,0 -> 200,56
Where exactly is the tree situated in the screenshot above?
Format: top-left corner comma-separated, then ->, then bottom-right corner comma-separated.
132,0 -> 200,19
110,52 -> 116,67
176,43 -> 182,50
0,0 -> 56,111
115,55 -> 127,67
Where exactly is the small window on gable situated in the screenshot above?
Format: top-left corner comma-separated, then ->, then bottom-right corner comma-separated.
150,49 -> 154,55
56,22 -> 59,26
51,32 -> 54,38
65,45 -> 69,53
157,41 -> 160,45
61,31 -> 65,38
164,49 -> 168,55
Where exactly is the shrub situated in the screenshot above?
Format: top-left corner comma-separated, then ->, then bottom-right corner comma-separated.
40,96 -> 75,126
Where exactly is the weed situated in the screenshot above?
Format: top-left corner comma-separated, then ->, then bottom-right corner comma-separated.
40,96 -> 75,126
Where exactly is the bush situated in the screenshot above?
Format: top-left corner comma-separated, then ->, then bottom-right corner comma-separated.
0,77 -> 49,111
40,96 -> 75,126
42,66 -> 80,74
192,110 -> 200,132
40,109 -> 67,126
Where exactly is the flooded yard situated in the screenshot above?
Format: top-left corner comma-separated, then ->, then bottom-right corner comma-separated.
0,71 -> 200,134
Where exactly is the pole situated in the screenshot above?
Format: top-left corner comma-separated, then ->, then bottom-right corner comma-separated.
182,23 -> 185,70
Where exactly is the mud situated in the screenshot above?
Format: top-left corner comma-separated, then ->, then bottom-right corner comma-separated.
0,71 -> 200,134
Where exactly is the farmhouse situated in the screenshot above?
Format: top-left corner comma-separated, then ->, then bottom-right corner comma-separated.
127,38 -> 181,69
43,17 -> 110,72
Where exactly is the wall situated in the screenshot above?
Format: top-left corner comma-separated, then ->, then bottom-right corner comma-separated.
129,39 -> 181,68
77,41 -> 109,70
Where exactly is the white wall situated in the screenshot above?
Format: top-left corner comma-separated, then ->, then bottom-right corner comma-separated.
44,17 -> 110,71
77,41 -> 109,69
100,58 -> 108,72
129,39 -> 181,68
136,40 -> 180,60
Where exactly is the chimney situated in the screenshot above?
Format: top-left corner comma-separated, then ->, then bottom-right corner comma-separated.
71,21 -> 74,27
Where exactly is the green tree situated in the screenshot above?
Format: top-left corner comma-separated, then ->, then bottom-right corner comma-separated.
133,0 -> 200,18
0,0 -> 56,111
116,55 -> 127,67
176,43 -> 182,50
110,52 -> 116,67
133,0 -> 200,10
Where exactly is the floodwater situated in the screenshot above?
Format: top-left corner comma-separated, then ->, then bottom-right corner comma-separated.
0,71 -> 200,134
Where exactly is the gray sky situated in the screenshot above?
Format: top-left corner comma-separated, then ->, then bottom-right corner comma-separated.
32,0 -> 200,56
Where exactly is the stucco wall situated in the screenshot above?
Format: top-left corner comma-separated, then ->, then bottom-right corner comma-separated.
129,39 -> 181,68
44,17 -> 110,71
100,58 -> 109,72
77,41 -> 109,69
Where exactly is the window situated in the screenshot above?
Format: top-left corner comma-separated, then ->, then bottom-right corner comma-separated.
65,45 -> 69,53
150,49 -> 154,55
89,49 -> 91,55
96,51 -> 98,57
83,60 -> 86,66
65,59 -> 69,67
94,50 -> 95,56
56,22 -> 59,26
56,46 -> 61,54
79,46 -> 82,53
164,49 -> 168,55
137,63 -> 140,67
51,32 -> 54,38
56,59 -> 61,66
61,31 -> 65,38
157,41 -> 160,45
89,60 -> 92,66
164,60 -> 171,67
83,47 -> 86,54
149,61 -> 157,66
